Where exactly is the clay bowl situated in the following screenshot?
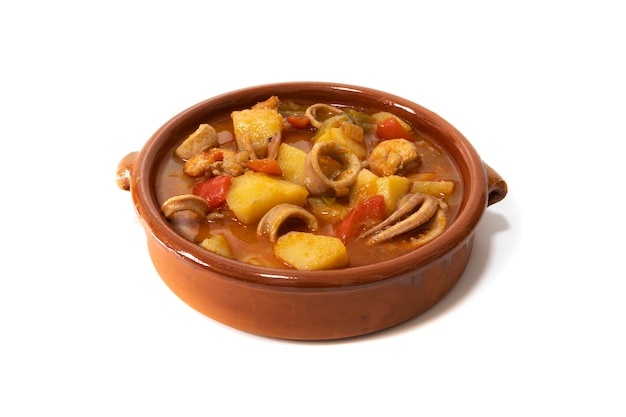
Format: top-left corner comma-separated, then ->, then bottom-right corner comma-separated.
117,82 -> 507,340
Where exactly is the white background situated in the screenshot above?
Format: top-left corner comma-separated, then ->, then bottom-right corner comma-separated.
1,1 -> 624,415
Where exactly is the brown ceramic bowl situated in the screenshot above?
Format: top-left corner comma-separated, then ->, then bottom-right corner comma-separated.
117,82 -> 507,340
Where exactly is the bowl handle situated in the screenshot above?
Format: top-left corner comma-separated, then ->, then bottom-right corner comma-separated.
116,151 -> 138,191
483,162 -> 508,206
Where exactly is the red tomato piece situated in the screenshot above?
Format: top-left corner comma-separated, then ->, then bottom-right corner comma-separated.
247,158 -> 283,175
335,195 -> 386,243
287,115 -> 311,129
376,117 -> 413,141
192,175 -> 232,210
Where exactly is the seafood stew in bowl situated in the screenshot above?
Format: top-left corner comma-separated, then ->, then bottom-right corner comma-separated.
155,95 -> 463,270
117,82 -> 507,339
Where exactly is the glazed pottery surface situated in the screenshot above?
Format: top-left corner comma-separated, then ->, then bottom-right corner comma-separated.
117,82 -> 507,340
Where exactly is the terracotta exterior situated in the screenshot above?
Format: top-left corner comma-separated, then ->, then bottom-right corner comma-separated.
117,82 -> 507,340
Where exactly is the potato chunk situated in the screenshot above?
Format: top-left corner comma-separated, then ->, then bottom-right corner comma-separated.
199,234 -> 234,258
274,231 -> 349,270
350,169 -> 410,215
376,175 -> 411,215
313,124 -> 367,159
225,171 -> 309,224
276,143 -> 307,185
231,108 -> 283,158
351,168 -> 379,203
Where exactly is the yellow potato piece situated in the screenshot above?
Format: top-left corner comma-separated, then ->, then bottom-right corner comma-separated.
199,234 -> 234,258
231,108 -> 283,157
276,143 -> 307,185
274,231 -> 349,270
225,171 -> 309,224
376,175 -> 410,215
314,126 -> 367,159
350,169 -> 410,215
351,168 -> 379,203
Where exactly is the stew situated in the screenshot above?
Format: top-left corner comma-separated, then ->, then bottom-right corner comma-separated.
155,96 -> 462,270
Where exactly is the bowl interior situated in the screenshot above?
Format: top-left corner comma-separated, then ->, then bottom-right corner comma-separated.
133,82 -> 488,288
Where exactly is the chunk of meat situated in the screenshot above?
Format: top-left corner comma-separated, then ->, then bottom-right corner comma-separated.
183,148 -> 249,177
367,138 -> 421,177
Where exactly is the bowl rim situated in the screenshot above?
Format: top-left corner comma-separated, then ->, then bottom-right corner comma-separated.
131,81 -> 488,288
